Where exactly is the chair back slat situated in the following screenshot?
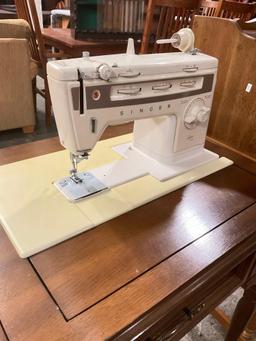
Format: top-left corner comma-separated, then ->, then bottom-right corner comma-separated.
219,0 -> 256,22
200,0 -> 222,17
141,0 -> 201,53
15,0 -> 46,68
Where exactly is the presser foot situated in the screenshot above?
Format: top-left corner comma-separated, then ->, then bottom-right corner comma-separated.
54,172 -> 108,202
70,170 -> 83,184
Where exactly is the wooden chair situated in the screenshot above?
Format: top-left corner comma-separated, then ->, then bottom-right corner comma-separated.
141,0 -> 201,54
15,0 -> 63,126
219,0 -> 256,22
200,0 -> 222,17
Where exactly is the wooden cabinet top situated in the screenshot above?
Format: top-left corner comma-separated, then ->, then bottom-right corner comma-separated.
0,125 -> 256,340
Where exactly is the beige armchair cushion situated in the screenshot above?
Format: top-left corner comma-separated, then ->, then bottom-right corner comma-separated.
0,20 -> 36,131
0,19 -> 31,39
0,19 -> 38,80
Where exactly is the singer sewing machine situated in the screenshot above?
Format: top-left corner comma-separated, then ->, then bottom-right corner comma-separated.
0,28 -> 234,258
47,28 -> 220,201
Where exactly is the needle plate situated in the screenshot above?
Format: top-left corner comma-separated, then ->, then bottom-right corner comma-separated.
54,172 -> 108,202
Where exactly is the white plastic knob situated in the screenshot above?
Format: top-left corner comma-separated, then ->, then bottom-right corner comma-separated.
184,111 -> 197,124
197,107 -> 210,123
98,63 -> 112,81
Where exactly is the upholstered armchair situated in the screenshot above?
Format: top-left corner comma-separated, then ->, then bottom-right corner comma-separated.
0,19 -> 37,133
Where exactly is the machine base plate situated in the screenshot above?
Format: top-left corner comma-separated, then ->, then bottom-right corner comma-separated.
0,134 -> 233,257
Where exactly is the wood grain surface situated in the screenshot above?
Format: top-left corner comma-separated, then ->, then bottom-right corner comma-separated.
206,137 -> 256,175
42,28 -> 132,57
1,124 -> 256,340
193,16 -> 256,160
30,166 -> 256,319
0,323 -> 7,341
241,310 -> 256,340
1,204 -> 256,340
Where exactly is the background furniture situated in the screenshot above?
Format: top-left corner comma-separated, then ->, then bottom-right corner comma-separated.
42,0 -> 60,10
193,16 -> 256,163
42,0 -> 70,10
0,4 -> 17,19
70,0 -> 145,41
141,0 -> 201,54
0,19 -> 36,133
200,0 -> 256,21
50,8 -> 70,28
200,0 -> 222,17
15,0 -> 64,126
212,307 -> 256,340
239,18 -> 256,36
0,125 -> 255,340
42,27 -> 137,57
218,0 -> 256,22
240,314 -> 256,340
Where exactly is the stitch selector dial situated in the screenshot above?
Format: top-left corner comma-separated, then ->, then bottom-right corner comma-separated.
184,98 -> 210,129
98,63 -> 112,81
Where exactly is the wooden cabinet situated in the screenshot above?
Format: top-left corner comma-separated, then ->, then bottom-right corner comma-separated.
0,126 -> 256,340
193,16 -> 256,162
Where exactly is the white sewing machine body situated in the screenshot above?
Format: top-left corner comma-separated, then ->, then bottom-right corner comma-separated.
47,47 -> 219,201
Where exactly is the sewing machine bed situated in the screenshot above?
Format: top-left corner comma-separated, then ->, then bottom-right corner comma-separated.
0,134 -> 232,258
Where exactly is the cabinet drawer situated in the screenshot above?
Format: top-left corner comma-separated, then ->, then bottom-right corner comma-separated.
113,271 -> 241,341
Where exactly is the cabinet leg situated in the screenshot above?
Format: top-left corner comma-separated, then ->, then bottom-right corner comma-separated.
225,286 -> 256,341
22,125 -> 35,134
240,311 -> 256,341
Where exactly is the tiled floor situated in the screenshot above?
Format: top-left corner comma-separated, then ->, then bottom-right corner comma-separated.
0,78 -> 243,340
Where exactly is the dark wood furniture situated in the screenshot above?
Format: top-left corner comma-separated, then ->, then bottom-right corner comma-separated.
200,0 -> 222,17
140,0 -> 201,54
42,27 -> 135,57
0,5 -> 52,25
200,0 -> 256,21
15,0 -> 64,126
219,0 -> 256,22
239,19 -> 256,37
212,306 -> 256,340
0,123 -> 256,340
193,16 -> 256,164
42,0 -> 60,10
0,9 -> 16,19
241,314 -> 256,340
0,322 -> 8,341
0,4 -> 17,19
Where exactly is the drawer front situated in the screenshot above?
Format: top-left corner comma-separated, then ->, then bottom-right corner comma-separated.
113,271 -> 241,341
148,275 -> 241,340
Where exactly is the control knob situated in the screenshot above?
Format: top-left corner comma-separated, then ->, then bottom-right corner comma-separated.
98,63 -> 112,81
184,98 -> 210,129
197,107 -> 211,123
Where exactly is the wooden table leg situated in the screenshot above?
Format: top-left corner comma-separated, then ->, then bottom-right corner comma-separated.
240,311 -> 256,341
225,286 -> 256,341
